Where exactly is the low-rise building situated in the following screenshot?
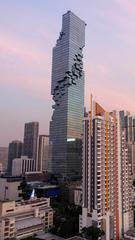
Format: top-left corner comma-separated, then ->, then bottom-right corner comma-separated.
27,182 -> 61,198
0,198 -> 53,240
0,176 -> 22,201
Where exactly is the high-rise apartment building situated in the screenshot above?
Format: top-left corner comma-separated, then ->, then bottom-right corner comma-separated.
23,122 -> 39,170
80,99 -> 133,240
7,141 -> 23,175
37,135 -> 49,172
120,110 -> 135,143
49,11 -> 86,180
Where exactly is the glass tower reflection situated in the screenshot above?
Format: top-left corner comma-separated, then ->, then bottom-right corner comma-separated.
49,11 -> 86,181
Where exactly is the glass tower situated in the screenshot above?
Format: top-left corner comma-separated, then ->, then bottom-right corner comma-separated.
49,11 -> 86,180
23,122 -> 39,170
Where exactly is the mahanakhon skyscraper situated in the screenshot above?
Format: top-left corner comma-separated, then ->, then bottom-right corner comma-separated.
49,11 -> 86,181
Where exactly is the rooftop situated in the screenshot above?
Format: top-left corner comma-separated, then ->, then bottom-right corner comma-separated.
16,217 -> 42,230
37,232 -> 64,240
15,197 -> 48,206
67,237 -> 85,240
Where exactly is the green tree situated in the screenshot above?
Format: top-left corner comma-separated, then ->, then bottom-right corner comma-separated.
50,199 -> 81,238
81,226 -> 105,240
18,180 -> 32,200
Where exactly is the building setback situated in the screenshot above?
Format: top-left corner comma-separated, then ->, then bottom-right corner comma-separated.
49,11 -> 86,181
80,98 -> 133,240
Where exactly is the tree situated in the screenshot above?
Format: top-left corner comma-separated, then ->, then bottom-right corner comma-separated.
18,179 -> 32,200
50,199 -> 81,238
81,226 -> 105,240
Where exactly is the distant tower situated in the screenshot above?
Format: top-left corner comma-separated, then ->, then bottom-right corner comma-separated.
0,147 -> 8,171
7,140 -> 23,175
37,135 -> 49,172
119,111 -> 135,179
49,11 -> 86,181
23,122 -> 39,170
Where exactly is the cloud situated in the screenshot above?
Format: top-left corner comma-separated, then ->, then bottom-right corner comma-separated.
116,0 -> 135,14
97,0 -> 135,36
0,31 -> 52,101
97,64 -> 108,75
85,79 -> 135,113
0,31 -> 50,65
85,59 -> 135,114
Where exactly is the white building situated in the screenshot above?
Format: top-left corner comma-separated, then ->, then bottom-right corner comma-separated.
0,177 -> 22,201
12,156 -> 34,176
74,186 -> 82,206
37,135 -> 49,172
0,198 -> 53,240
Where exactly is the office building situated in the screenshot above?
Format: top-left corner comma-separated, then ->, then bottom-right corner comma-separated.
49,11 -> 86,180
120,111 -> 135,179
0,147 -> 8,171
80,99 -> 133,240
37,135 -> 49,172
12,156 -> 34,176
0,198 -> 53,240
7,141 -> 23,175
23,122 -> 39,170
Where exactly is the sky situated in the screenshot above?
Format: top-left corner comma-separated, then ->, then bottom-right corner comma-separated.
0,0 -> 135,146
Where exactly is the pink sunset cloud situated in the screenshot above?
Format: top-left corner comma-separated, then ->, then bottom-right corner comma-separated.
0,31 -> 52,101
0,31 -> 51,65
1,0 -> 135,145
116,0 -> 135,14
85,59 -> 135,113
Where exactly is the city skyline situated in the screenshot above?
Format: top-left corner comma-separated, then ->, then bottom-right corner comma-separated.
1,0 -> 135,146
